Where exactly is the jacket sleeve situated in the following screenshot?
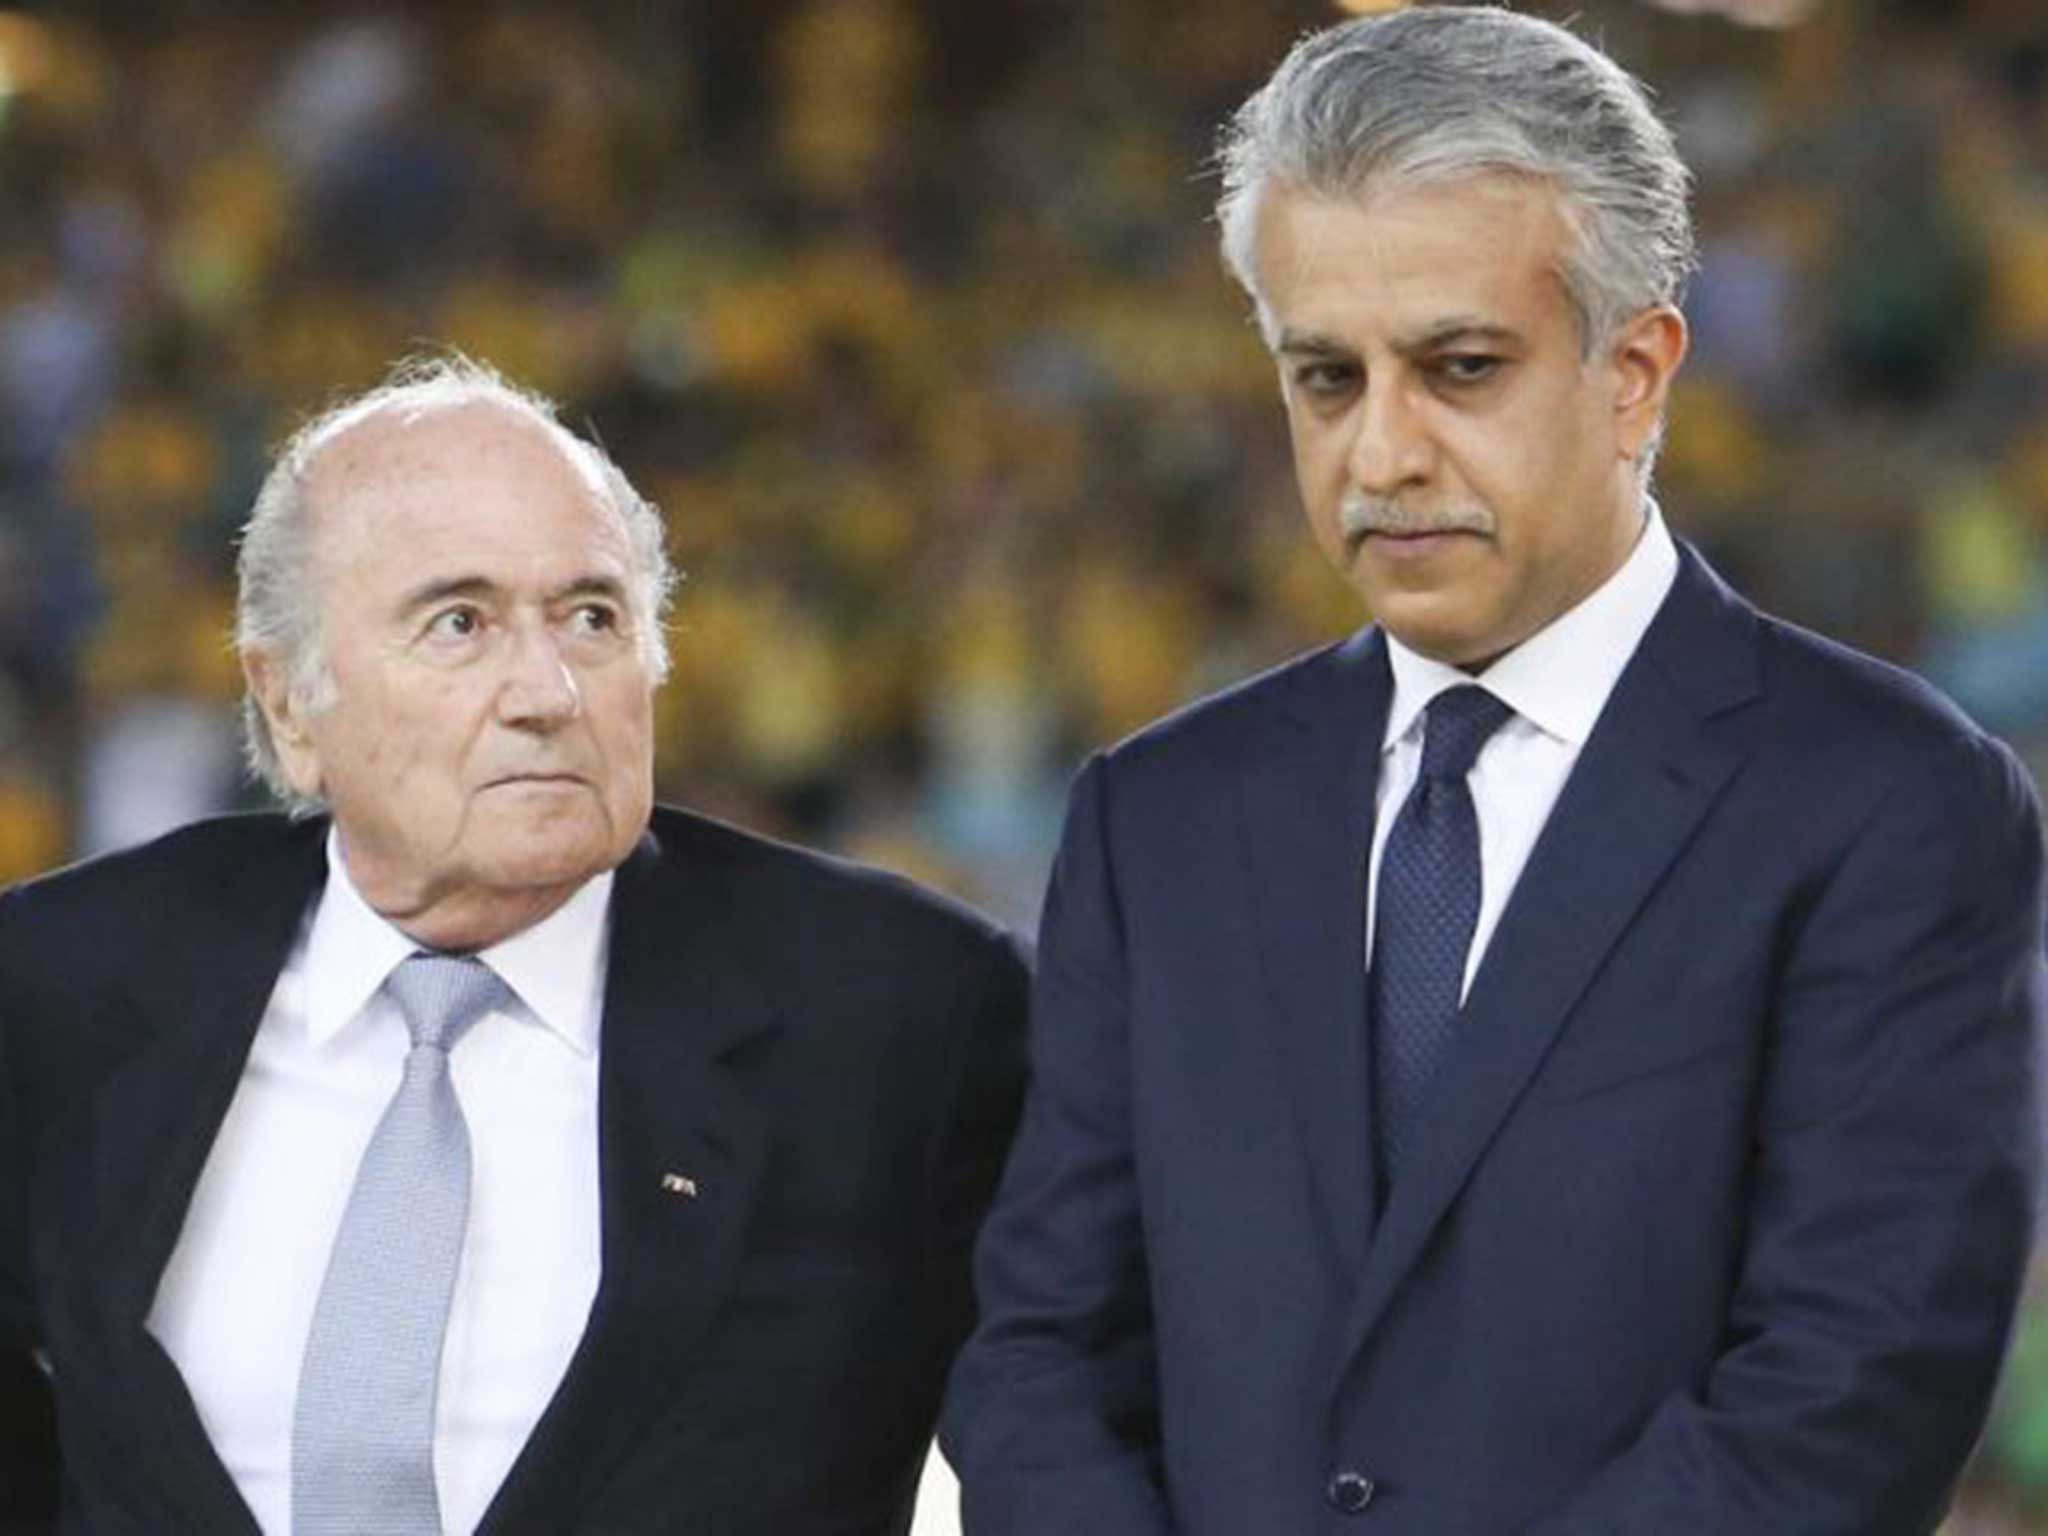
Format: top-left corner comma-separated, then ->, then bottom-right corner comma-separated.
920,922 -> 1032,1395
1529,730 -> 2045,1535
942,756 -> 1176,1535
1,888 -> 61,1533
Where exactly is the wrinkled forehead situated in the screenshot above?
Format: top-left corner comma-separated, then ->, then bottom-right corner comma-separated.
300,398 -> 616,550
1259,173 -> 1574,294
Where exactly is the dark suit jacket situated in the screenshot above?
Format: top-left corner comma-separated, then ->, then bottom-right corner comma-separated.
943,546 -> 2045,1534
0,804 -> 1028,1535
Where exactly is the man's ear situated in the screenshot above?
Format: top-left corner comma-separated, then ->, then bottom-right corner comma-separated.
1608,305 -> 1688,465
243,648 -> 324,798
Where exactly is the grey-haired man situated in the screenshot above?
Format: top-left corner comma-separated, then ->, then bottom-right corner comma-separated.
944,10 -> 2042,1533
1,357 -> 1027,1534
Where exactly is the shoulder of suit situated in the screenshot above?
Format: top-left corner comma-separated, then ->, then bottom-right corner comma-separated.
1722,607 -> 2041,848
639,803 -> 1016,952
1754,611 -> 2017,765
0,811 -> 317,916
1096,634 -> 1359,774
0,814 -> 323,1007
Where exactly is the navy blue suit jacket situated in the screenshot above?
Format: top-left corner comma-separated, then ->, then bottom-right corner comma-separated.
1,804 -> 1028,1534
944,546 -> 2045,1534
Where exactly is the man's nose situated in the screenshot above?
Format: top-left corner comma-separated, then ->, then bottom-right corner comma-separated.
1347,381 -> 1433,496
497,627 -> 581,726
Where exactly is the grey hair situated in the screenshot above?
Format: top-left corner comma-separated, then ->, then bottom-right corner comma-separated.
234,352 -> 676,809
1216,5 -> 1696,352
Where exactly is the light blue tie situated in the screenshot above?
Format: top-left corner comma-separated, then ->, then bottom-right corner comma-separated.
292,954 -> 508,1536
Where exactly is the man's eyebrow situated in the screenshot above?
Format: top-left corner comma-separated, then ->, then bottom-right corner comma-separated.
1274,329 -> 1352,357
549,574 -> 631,606
397,575 -> 499,616
1273,319 -> 1522,357
1398,318 -> 1520,353
395,573 -> 630,616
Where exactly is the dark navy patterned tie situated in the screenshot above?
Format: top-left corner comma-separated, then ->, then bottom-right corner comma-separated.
1371,685 -> 1513,1196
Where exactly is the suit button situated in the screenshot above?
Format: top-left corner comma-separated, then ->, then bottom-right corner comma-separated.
1327,1469 -> 1376,1513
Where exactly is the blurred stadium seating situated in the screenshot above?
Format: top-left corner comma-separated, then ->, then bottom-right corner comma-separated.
1,1 -> 2044,1526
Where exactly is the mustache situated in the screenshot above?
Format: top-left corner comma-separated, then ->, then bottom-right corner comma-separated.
1338,492 -> 1494,543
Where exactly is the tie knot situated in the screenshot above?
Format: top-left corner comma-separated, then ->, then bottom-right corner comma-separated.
383,953 -> 508,1053
1419,686 -> 1511,784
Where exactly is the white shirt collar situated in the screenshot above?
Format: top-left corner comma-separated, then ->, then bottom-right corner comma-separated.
302,829 -> 611,1058
1382,502 -> 1680,751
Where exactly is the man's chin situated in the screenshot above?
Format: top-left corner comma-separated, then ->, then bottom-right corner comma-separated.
459,785 -> 647,893
1370,599 -> 1510,670
470,825 -> 621,892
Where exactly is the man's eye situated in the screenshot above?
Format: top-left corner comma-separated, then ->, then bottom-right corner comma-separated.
570,603 -> 620,633
1293,361 -> 1359,398
1436,354 -> 1502,385
427,606 -> 481,640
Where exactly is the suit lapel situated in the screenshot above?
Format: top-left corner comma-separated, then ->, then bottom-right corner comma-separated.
1236,629 -> 1392,1279
1331,548 -> 1764,1386
481,823 -> 779,1534
49,818 -> 327,1536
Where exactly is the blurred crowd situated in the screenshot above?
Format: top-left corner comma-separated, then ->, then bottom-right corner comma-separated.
1,0 -> 2045,1520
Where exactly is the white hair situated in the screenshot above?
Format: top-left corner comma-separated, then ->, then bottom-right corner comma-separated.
234,353 -> 676,808
1215,5 -> 1696,353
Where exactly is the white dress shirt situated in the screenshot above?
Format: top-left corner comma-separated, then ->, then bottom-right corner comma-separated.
148,836 -> 609,1536
1366,506 -> 1680,997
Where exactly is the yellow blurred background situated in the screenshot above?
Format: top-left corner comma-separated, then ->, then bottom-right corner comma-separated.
1,1 -> 2044,1524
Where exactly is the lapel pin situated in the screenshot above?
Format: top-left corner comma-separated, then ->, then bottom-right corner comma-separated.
660,1172 -> 699,1199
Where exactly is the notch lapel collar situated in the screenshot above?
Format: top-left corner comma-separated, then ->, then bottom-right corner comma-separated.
48,817 -> 327,1536
1331,548 -> 1764,1388
480,823 -> 780,1533
1236,629 -> 1392,1279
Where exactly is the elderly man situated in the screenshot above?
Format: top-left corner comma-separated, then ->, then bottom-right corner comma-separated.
0,357 -> 1028,1534
944,9 -> 2043,1534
